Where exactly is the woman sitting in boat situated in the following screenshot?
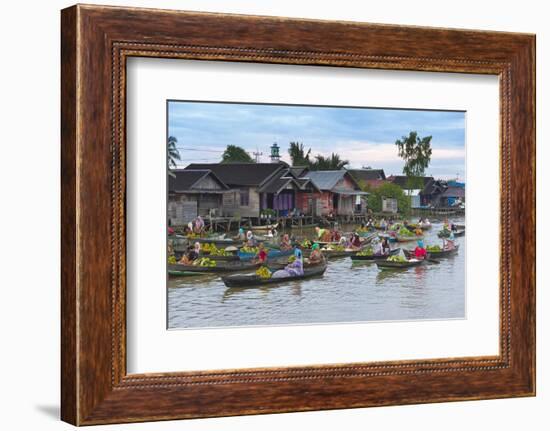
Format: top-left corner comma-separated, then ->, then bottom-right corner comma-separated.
253,243 -> 268,264
331,229 -> 342,242
315,226 -> 331,242
179,243 -> 200,264
236,227 -> 246,241
245,231 -> 257,247
280,234 -> 292,251
193,216 -> 205,234
443,231 -> 456,251
372,238 -> 383,256
271,248 -> 304,279
413,240 -> 427,260
349,233 -> 362,250
381,237 -> 391,255
308,243 -> 324,264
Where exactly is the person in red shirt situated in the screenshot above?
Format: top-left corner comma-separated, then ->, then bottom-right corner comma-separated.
414,240 -> 427,260
254,243 -> 268,264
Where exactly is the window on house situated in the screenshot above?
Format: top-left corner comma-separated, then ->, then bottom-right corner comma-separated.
240,188 -> 250,206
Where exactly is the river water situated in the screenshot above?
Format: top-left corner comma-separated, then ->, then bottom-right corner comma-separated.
168,218 -> 465,329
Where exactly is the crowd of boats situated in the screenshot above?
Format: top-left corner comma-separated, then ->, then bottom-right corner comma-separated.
167,217 -> 464,288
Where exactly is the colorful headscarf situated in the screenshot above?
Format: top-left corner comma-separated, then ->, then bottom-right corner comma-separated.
294,248 -> 303,259
417,240 -> 424,248
312,242 -> 320,250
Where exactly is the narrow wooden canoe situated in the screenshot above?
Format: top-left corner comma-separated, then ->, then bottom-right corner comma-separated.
168,261 -> 260,274
350,248 -> 401,261
198,253 -> 240,261
396,234 -> 424,242
437,229 -> 465,238
405,244 -> 460,259
237,248 -> 293,261
376,259 -> 426,269
320,249 -> 359,259
248,222 -> 279,232
222,264 -> 327,288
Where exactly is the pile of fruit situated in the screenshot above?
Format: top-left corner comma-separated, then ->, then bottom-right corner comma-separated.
426,245 -> 442,252
288,255 -> 296,263
202,243 -> 230,256
255,266 -> 272,279
192,257 -> 217,267
387,255 -> 407,263
398,227 -> 415,237
324,245 -> 345,252
241,246 -> 259,254
301,239 -> 312,248
357,247 -> 374,256
167,255 -> 177,264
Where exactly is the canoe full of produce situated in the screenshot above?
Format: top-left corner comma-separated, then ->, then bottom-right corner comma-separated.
405,244 -> 460,259
237,247 -> 293,261
321,248 -> 360,259
437,229 -> 465,238
376,255 -> 427,269
222,263 -> 328,288
396,234 -> 424,242
198,243 -> 239,260
168,258 -> 260,274
350,248 -> 401,261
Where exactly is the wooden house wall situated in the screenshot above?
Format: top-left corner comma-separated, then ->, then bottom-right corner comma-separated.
222,187 -> 260,218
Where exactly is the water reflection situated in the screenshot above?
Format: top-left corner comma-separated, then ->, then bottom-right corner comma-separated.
168,219 -> 465,329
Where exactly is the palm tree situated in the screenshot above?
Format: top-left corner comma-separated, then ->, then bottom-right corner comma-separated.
288,142 -> 311,166
167,136 -> 181,177
310,153 -> 349,170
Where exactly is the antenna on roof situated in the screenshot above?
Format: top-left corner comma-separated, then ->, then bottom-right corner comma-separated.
252,146 -> 263,163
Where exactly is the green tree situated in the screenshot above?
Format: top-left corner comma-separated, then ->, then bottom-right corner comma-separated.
221,145 -> 254,163
288,142 -> 311,166
395,131 -> 432,189
310,153 -> 349,170
167,136 -> 181,178
367,182 -> 410,215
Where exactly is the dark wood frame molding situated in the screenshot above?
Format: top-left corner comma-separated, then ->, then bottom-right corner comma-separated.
61,4 -> 536,425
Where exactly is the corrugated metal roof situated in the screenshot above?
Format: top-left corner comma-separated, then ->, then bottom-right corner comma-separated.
303,170 -> 347,190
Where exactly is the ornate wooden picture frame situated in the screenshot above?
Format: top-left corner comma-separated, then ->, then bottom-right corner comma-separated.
61,4 -> 535,425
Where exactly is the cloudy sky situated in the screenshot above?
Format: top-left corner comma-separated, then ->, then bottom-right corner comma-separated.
168,101 -> 465,180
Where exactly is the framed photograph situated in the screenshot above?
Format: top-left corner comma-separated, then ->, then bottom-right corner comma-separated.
61,4 -> 536,425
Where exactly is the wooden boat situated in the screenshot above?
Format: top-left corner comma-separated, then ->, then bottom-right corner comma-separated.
222,263 -> 328,288
320,248 -> 359,259
350,248 -> 401,261
168,261 -> 260,274
248,222 -> 279,232
376,259 -> 426,269
405,244 -> 460,259
168,269 -> 209,277
192,236 -> 239,246
237,248 -> 293,261
198,253 -> 240,261
290,223 -> 318,229
437,229 -> 465,238
396,234 -> 424,242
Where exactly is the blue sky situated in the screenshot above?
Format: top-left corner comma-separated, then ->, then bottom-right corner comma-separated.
168,101 -> 465,180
